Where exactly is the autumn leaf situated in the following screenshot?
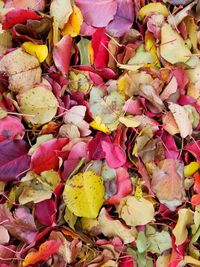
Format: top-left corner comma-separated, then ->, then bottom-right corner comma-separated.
138,3 -> 169,20
50,0 -> 72,29
22,42 -> 48,63
18,86 -> 58,126
23,240 -> 61,266
63,171 -> 104,218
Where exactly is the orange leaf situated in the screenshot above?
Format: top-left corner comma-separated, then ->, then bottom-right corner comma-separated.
191,194 -> 200,206
23,240 -> 61,266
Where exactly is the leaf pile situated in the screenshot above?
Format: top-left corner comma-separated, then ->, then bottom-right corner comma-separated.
0,0 -> 200,266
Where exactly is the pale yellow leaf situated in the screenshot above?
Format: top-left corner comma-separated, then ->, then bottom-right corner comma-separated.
119,196 -> 155,227
50,0 -> 72,29
172,208 -> 194,246
119,116 -> 141,128
63,171 -> 104,218
22,42 -> 48,63
98,208 -> 136,244
0,107 -> 7,119
156,254 -> 171,267
160,23 -> 192,64
18,86 -> 58,126
168,102 -> 192,138
184,256 -> 200,266
62,5 -> 83,37
138,3 -> 169,20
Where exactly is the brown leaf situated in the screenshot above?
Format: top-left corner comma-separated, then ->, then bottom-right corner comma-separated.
151,159 -> 185,210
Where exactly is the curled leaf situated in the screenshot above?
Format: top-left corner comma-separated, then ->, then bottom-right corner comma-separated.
138,3 -> 169,20
22,42 -> 48,63
172,208 -> 193,246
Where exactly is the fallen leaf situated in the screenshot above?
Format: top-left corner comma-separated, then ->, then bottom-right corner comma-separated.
18,86 -> 58,126
19,186 -> 52,205
62,5 -> 83,37
0,225 -> 10,244
75,0 -> 117,27
98,208 -> 136,244
168,102 -> 193,138
0,140 -> 30,182
184,162 -> 200,177
31,138 -> 68,174
172,208 -> 194,246
138,3 -> 169,20
0,48 -> 41,92
151,159 -> 185,210
90,116 -> 110,134
119,196 -> 155,227
13,0 -> 45,11
50,0 -> 72,29
53,35 -> 72,75
0,116 -> 25,142
0,24 -> 12,54
119,116 -> 141,128
34,199 -> 56,226
63,171 -> 104,218
23,240 -> 61,266
22,42 -> 48,63
160,23 -> 192,64
2,8 -> 42,30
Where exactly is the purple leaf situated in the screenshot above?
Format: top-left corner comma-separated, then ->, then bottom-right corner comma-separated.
34,199 -> 56,226
0,140 -> 30,181
106,0 -> 135,37
75,0 -> 118,27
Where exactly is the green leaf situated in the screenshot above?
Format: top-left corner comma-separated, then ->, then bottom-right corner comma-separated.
77,37 -> 90,65
136,232 -> 147,253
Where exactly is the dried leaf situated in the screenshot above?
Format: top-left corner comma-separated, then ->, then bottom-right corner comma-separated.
160,23 -> 192,64
168,102 -> 193,138
50,0 -> 72,29
98,208 -> 136,244
119,196 -> 155,227
63,171 -> 104,218
172,208 -> 193,246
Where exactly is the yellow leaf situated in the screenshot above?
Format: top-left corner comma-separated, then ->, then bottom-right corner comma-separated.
134,185 -> 143,200
184,162 -> 200,177
119,196 -> 155,227
172,208 -> 194,246
39,170 -> 61,190
117,75 -> 127,96
88,41 -> 94,64
81,217 -> 101,234
119,116 -> 141,128
160,23 -> 192,64
62,5 -> 83,37
22,42 -> 48,63
156,254 -> 171,267
138,3 -> 169,20
184,256 -> 200,266
19,86 -> 58,126
90,116 -> 110,134
184,17 -> 199,53
98,208 -> 136,244
145,32 -> 160,68
63,171 -> 104,218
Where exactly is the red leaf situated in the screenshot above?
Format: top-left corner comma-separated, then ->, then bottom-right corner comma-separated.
2,9 -> 42,30
92,28 -> 109,68
105,167 -> 132,205
185,141 -> 200,162
119,253 -> 134,267
0,140 -> 30,181
34,199 -> 56,226
194,172 -> 200,193
0,116 -> 25,142
53,35 -> 72,75
23,240 -> 61,266
191,194 -> 200,206
31,138 -> 68,174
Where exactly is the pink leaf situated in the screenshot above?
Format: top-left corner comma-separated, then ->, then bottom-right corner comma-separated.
0,116 -> 25,142
92,28 -> 109,68
0,140 -> 30,181
106,167 -> 132,205
53,35 -> 72,75
2,9 -> 42,30
75,0 -> 117,27
106,0 -> 134,37
101,141 -> 126,168
31,138 -> 68,174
